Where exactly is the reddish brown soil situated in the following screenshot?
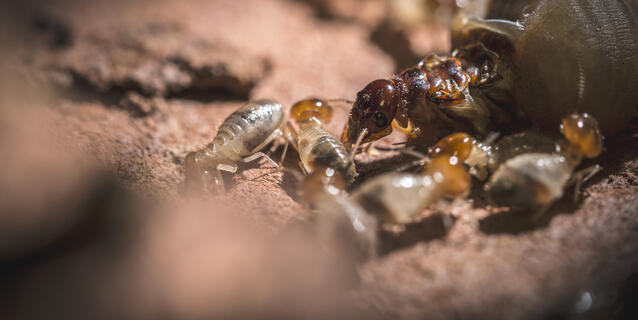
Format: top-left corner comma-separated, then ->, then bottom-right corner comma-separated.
1,0 -> 638,319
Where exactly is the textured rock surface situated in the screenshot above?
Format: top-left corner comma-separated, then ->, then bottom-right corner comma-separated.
1,0 -> 638,319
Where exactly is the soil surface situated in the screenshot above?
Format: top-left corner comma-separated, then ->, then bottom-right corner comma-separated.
1,0 -> 638,319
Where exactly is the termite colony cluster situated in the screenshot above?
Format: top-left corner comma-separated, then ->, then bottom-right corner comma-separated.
184,96 -> 604,259
185,0 -> 637,259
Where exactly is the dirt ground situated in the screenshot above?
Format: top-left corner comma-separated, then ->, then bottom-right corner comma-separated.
1,0 -> 638,319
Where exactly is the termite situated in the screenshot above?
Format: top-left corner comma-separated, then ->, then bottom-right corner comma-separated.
341,0 -> 638,149
297,165 -> 378,261
350,133 -> 479,225
485,113 -> 604,209
183,99 -> 284,192
282,98 -> 375,258
287,98 -> 359,184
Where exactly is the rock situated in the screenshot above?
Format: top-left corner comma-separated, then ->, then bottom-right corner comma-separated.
54,24 -> 270,100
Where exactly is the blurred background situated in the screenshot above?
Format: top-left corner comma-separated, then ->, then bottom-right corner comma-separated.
1,0 -> 637,319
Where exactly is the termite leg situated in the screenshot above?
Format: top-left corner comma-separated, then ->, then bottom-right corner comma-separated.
362,142 -> 380,157
217,163 -> 238,173
250,128 -> 283,158
570,164 -> 602,203
286,122 -> 300,149
279,137 -> 290,166
242,152 -> 279,168
395,149 -> 430,171
297,161 -> 309,175
203,169 -> 225,194
278,121 -> 301,168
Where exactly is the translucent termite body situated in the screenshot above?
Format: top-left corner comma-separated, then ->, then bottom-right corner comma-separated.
351,135 -> 474,225
486,113 -> 604,209
298,166 -> 378,261
184,99 -> 284,192
289,99 -> 357,184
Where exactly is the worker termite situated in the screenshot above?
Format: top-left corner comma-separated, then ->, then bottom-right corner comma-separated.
281,98 -> 376,258
341,0 -> 638,149
296,165 -> 378,262
350,133 -> 479,225
287,98 -> 359,184
184,99 -> 284,192
485,113 -> 604,210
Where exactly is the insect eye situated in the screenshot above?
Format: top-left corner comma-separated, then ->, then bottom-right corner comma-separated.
373,112 -> 387,127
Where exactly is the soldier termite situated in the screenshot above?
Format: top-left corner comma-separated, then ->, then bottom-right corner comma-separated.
341,0 -> 638,149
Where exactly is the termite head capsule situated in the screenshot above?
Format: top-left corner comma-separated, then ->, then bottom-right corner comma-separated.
430,132 -> 474,162
291,98 -> 333,126
560,113 -> 604,158
299,166 -> 346,206
341,79 -> 399,146
425,155 -> 471,197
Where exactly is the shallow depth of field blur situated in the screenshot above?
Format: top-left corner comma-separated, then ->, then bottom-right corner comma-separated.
1,0 -> 638,319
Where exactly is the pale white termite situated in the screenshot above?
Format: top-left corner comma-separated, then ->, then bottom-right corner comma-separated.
486,113 -> 604,209
287,98 -> 358,184
184,99 -> 284,192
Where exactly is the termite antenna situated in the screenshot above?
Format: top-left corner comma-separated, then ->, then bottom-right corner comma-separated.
325,98 -> 355,105
324,98 -> 355,115
483,131 -> 500,145
350,127 -> 368,157
344,128 -> 368,176
279,128 -> 291,166
374,141 -> 409,152
278,166 -> 305,183
395,149 -> 430,172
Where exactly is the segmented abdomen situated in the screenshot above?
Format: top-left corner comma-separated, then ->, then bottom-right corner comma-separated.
352,173 -> 442,224
212,100 -> 284,160
298,123 -> 356,181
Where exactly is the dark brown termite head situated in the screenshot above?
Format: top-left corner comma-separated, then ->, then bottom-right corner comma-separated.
341,79 -> 398,146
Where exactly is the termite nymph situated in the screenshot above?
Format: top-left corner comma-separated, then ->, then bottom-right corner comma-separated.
485,113 -> 604,209
289,98 -> 358,184
351,134 -> 476,225
296,165 -> 378,262
184,99 -> 284,192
